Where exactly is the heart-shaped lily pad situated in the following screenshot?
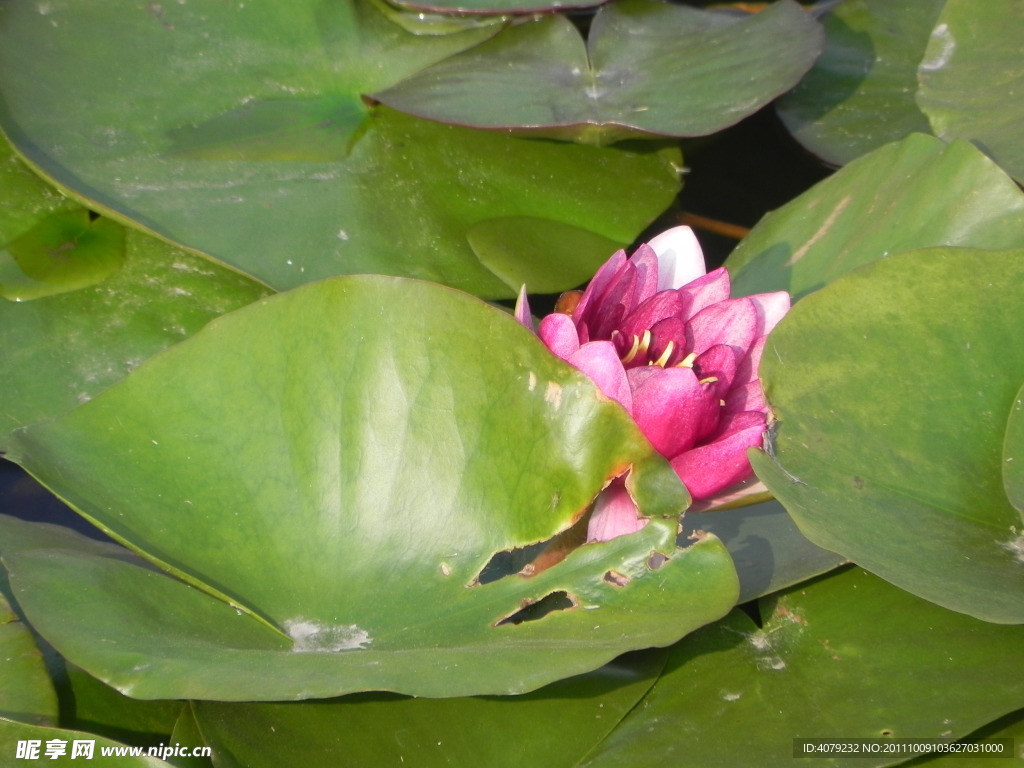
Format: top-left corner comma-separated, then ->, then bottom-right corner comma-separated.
373,0 -> 824,144
752,248 -> 1024,623
0,0 -> 679,298
2,276 -> 738,700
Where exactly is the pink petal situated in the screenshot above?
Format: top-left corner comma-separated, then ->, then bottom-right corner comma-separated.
574,250 -> 631,336
569,341 -> 633,412
676,267 -> 732,320
749,291 -> 791,335
581,268 -> 633,340
627,366 -> 719,458
619,291 -> 688,342
625,244 -> 661,305
692,344 -> 741,400
734,335 -> 766,385
587,482 -> 648,543
645,316 -> 690,367
647,226 -> 707,290
723,380 -> 767,415
670,411 -> 767,499
514,284 -> 533,330
539,313 -> 581,361
686,296 -> 759,355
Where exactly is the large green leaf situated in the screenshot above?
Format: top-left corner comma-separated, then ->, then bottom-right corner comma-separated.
187,567 -> 1024,768
684,500 -> 846,604
192,651 -> 667,768
373,0 -> 824,145
916,0 -> 1024,184
0,590 -> 56,726
0,0 -> 680,298
58,664 -> 184,749
906,710 -> 1024,766
0,135 -> 270,448
778,0 -> 1024,182
776,0 -> 943,166
581,567 -> 1024,768
2,277 -> 738,700
752,249 -> 1024,623
726,134 -> 1024,301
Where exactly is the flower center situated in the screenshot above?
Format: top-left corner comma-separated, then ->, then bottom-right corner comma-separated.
616,330 -> 694,370
613,331 -> 720,389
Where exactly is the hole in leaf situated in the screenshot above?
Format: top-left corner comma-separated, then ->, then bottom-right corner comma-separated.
603,570 -> 630,587
495,591 -> 577,627
472,507 -> 591,585
474,540 -> 550,585
880,729 -> 895,738
647,551 -> 669,571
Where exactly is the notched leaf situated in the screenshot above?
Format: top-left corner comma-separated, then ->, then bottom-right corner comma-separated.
494,591 -> 577,626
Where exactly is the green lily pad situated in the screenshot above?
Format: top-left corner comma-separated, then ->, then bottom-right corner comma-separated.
188,567 -> 1024,768
0,210 -> 125,301
0,0 -> 680,298
905,710 -> 1024,766
726,133 -> 1024,301
2,277 -> 738,700
0,135 -> 271,448
916,0 -> 1024,184
752,249 -> 1024,623
684,500 -> 847,604
193,650 -> 667,768
168,708 -> 214,768
0,589 -> 57,726
776,0 -> 944,166
466,217 -> 623,294
373,0 -> 824,145
59,664 -> 184,748
582,567 -> 1024,768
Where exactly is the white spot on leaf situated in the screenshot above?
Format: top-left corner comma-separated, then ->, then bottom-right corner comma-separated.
921,23 -> 955,71
545,381 -> 562,408
999,529 -> 1024,564
284,619 -> 371,652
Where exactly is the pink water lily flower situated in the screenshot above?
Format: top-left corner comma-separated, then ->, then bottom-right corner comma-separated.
516,226 -> 789,542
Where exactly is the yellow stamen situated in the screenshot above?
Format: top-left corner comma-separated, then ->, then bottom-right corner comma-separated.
699,376 -> 719,385
652,341 -> 675,368
620,334 -> 642,364
678,351 -> 698,368
622,330 -> 651,364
